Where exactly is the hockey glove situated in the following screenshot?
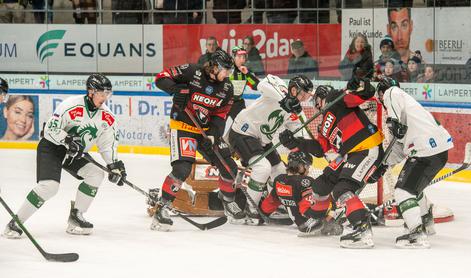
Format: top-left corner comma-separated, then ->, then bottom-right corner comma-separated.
386,118 -> 408,139
279,96 -> 302,114
64,134 -> 84,159
279,129 -> 300,150
199,135 -> 216,154
173,89 -> 190,111
367,164 -> 388,184
107,160 -> 127,186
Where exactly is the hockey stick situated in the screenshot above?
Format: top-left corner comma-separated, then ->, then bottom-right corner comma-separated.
82,155 -> 227,231
372,142 -> 471,214
183,108 -> 271,224
0,195 -> 79,262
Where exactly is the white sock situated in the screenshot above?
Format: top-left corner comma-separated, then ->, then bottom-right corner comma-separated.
417,192 -> 431,217
395,188 -> 422,230
247,179 -> 265,207
73,182 -> 98,213
16,180 -> 59,222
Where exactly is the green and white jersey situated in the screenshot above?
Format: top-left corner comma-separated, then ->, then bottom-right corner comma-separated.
231,74 -> 304,146
44,95 -> 119,164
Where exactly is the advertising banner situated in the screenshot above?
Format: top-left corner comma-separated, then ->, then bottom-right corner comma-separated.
341,8 -> 471,65
0,24 -> 163,73
163,24 -> 341,77
0,95 -> 40,141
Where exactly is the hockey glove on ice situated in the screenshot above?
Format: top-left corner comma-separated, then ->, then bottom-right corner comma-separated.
279,129 -> 300,150
107,160 -> 127,186
64,134 -> 84,159
386,118 -> 408,139
367,164 -> 388,184
173,89 -> 190,111
279,96 -> 302,114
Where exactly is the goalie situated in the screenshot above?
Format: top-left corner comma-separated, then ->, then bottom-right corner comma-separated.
375,77 -> 453,248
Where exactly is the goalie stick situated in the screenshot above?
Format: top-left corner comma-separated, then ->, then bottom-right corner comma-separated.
0,195 -> 79,262
82,155 -> 227,231
372,142 -> 471,217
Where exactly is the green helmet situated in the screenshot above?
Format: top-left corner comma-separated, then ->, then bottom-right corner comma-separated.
231,46 -> 247,57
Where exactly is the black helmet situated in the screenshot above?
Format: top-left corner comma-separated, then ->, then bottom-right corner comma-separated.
211,49 -> 234,70
86,73 -> 112,91
0,77 -> 8,95
287,151 -> 313,174
313,85 -> 334,100
376,76 -> 400,94
347,76 -> 370,91
288,75 -> 313,96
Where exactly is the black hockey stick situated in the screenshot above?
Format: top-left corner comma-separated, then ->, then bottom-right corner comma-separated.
0,195 -> 79,262
82,155 -> 227,231
183,107 -> 271,223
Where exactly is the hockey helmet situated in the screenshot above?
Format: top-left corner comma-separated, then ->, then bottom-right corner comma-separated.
211,49 -> 234,71
0,77 -> 9,103
376,76 -> 400,95
86,73 -> 112,92
288,75 -> 314,96
287,151 -> 313,174
231,46 -> 247,58
313,85 -> 334,101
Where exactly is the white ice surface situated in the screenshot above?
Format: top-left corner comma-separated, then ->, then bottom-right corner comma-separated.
1,149 -> 470,278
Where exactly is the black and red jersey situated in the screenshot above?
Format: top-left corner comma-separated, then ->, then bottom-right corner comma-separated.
315,89 -> 383,156
261,174 -> 330,226
155,64 -> 234,137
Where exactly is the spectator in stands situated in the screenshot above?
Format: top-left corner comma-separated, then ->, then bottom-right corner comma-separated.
387,7 -> 414,64
159,0 -> 202,24
0,0 -> 27,23
374,35 -> 406,81
31,0 -> 54,23
382,59 -> 408,82
213,0 -> 246,24
243,35 -> 266,77
417,64 -> 436,83
266,0 -> 297,23
407,55 -> 421,82
112,0 -> 148,24
339,33 -> 373,81
70,0 -> 96,24
287,40 -> 319,80
300,0 -> 330,23
197,37 -> 220,65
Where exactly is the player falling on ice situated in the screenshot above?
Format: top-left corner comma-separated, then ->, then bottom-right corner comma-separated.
279,78 -> 384,248
3,74 -> 127,238
149,49 -> 245,231
228,74 -> 313,225
375,77 -> 453,248
260,151 -> 343,236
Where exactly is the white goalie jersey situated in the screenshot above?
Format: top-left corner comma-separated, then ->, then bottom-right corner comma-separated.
383,86 -> 453,164
230,74 -> 305,146
44,95 -> 119,164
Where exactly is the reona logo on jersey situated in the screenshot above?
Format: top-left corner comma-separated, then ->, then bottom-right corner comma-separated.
68,107 -> 84,120
192,93 -> 222,108
102,111 -> 115,126
276,183 -> 293,197
321,112 -> 336,137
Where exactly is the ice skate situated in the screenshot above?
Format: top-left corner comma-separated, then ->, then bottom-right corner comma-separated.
3,219 -> 23,239
147,188 -> 160,207
297,218 -> 324,237
66,201 -> 93,235
422,205 -> 436,236
150,204 -> 173,232
321,218 -> 343,236
340,219 -> 374,249
218,192 -> 245,224
244,204 -> 262,226
396,225 -> 430,249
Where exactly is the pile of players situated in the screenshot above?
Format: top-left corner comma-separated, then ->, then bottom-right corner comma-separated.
1,46 -> 453,249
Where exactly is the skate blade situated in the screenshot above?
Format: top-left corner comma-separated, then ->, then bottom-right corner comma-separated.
228,217 -> 246,225
66,224 -> 93,235
2,230 -> 22,239
395,240 -> 431,249
424,226 -> 436,236
245,218 -> 261,226
297,230 -> 322,238
150,221 -> 172,232
340,239 -> 374,249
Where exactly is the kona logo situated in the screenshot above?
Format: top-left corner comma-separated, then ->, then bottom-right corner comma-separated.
192,93 -> 221,107
321,112 -> 336,137
36,30 -> 66,63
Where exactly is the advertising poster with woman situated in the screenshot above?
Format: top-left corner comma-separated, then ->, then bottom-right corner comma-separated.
0,95 -> 39,141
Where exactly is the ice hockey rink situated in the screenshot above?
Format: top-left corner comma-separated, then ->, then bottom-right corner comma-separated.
1,149 -> 470,278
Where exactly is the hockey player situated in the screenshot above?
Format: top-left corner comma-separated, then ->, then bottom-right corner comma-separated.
0,77 -> 9,103
3,74 -> 126,238
375,77 -> 453,248
150,49 -> 244,231
260,151 -> 342,236
228,74 -> 313,225
224,46 -> 260,136
279,78 -> 384,248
